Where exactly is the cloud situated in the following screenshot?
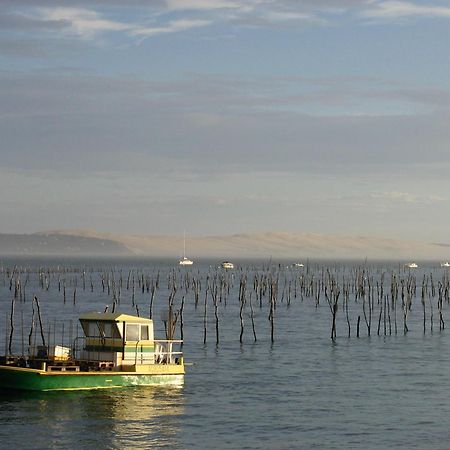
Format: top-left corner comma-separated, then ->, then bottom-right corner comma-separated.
6,6 -> 214,40
264,11 -> 317,22
37,7 -> 131,38
165,0 -> 248,11
2,70 -> 450,179
371,191 -> 445,204
365,86 -> 450,110
0,1 -> 346,44
0,11 -> 69,31
0,0 -> 450,38
3,0 -> 450,46
362,1 -> 450,20
131,18 -> 212,37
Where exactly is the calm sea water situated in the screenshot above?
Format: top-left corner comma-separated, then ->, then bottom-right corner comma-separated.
1,258 -> 450,449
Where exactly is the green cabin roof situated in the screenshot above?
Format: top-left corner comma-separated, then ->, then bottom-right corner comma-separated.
79,312 -> 153,324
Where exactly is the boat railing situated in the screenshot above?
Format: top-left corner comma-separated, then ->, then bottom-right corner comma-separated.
154,340 -> 183,365
72,337 -> 183,366
72,336 -> 86,360
131,340 -> 157,365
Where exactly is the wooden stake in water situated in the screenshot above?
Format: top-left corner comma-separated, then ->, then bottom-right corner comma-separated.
180,296 -> 185,345
203,278 -> 209,344
8,296 -> 15,355
28,303 -> 35,350
34,295 -> 46,348
249,292 -> 257,342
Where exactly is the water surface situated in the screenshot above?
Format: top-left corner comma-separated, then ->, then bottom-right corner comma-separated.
0,258 -> 449,449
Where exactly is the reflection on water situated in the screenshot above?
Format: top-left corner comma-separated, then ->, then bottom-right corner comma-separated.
0,386 -> 185,449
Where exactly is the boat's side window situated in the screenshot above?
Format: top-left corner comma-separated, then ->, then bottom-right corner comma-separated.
102,322 -> 121,339
109,323 -> 121,339
126,324 -> 140,341
101,322 -> 111,337
141,325 -> 149,340
88,321 -> 100,337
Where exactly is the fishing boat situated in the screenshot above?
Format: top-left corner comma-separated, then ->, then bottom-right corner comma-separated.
405,262 -> 418,269
221,261 -> 234,269
441,262 -> 450,267
0,311 -> 184,391
179,231 -> 193,266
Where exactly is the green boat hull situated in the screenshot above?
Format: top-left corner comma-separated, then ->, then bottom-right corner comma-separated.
0,366 -> 184,391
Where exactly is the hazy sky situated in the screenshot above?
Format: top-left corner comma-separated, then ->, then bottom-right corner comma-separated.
1,0 -> 450,242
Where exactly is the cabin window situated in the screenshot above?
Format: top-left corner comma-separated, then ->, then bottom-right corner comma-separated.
126,324 -> 140,341
102,322 -> 112,338
141,325 -> 149,340
88,321 -> 100,337
98,322 -> 121,339
80,319 -> 121,338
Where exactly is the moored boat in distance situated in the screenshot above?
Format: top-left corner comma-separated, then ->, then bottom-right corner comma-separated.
179,256 -> 194,266
179,231 -> 193,266
221,261 -> 234,269
0,311 -> 184,391
405,262 -> 418,268
441,262 -> 450,267
294,263 -> 304,268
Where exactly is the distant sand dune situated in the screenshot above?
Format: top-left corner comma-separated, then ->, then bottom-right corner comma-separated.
26,229 -> 450,260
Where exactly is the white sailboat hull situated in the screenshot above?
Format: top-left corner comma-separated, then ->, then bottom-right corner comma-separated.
179,258 -> 193,266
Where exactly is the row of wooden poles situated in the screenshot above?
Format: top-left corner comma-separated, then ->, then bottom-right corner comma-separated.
2,264 -> 450,348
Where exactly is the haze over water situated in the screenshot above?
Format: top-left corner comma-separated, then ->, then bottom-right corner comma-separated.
1,257 -> 450,449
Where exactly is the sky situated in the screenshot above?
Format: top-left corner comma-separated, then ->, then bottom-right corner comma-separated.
1,0 -> 450,242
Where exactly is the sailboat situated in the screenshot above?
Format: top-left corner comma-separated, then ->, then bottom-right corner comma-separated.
179,231 -> 193,266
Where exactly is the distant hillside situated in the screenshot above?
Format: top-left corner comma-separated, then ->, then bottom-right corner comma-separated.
0,233 -> 131,256
1,229 -> 446,260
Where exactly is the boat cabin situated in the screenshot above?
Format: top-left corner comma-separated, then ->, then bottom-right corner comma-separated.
75,312 -> 181,371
